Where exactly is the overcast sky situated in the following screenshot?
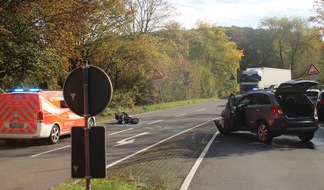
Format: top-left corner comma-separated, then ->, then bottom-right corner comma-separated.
169,0 -> 316,29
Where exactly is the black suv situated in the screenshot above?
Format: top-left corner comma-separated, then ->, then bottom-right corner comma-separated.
215,80 -> 319,144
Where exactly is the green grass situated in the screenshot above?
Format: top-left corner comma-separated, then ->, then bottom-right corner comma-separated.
51,173 -> 169,190
51,178 -> 143,190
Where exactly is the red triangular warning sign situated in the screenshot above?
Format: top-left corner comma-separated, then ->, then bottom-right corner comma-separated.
307,63 -> 320,75
152,69 -> 163,80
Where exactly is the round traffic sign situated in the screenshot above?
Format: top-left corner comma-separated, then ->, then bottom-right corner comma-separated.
63,66 -> 113,116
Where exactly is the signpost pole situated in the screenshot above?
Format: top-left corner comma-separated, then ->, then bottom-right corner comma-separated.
152,69 -> 164,103
83,60 -> 91,190
64,63 -> 112,186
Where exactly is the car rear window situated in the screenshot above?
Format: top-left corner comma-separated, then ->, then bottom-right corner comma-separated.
258,94 -> 271,104
250,94 -> 271,105
306,91 -> 319,97
241,93 -> 271,105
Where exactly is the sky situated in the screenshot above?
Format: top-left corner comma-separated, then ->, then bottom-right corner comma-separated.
169,0 -> 317,29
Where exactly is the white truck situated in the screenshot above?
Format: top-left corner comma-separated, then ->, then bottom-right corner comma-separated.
239,67 -> 291,93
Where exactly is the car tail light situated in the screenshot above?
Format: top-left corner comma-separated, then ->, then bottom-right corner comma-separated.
313,104 -> 318,119
271,105 -> 283,116
318,100 -> 324,105
37,111 -> 44,123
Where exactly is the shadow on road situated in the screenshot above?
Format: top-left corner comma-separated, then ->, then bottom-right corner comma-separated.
206,131 -> 319,160
0,135 -> 71,149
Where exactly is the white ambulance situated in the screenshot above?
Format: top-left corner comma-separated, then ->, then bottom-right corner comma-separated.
0,89 -> 95,144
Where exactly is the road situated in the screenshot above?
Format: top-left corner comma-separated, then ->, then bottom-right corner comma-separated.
0,100 -> 225,190
2,99 -> 324,190
185,123 -> 324,190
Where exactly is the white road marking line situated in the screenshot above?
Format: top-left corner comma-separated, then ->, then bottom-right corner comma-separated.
109,128 -> 133,136
195,108 -> 205,112
106,118 -> 218,170
175,113 -> 186,117
114,132 -> 149,147
30,128 -> 135,158
30,145 -> 71,158
180,130 -> 219,190
147,120 -> 163,125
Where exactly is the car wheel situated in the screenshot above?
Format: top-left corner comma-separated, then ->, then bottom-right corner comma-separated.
298,132 -> 314,142
48,125 -> 60,144
257,122 -> 273,144
130,118 -> 139,124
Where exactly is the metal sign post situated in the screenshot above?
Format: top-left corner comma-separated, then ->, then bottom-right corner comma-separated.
152,69 -> 164,102
63,61 -> 113,190
82,61 -> 91,190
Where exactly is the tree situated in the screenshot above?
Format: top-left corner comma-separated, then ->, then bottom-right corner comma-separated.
186,22 -> 242,96
0,0 -> 132,90
310,0 -> 324,35
0,0 -> 93,89
260,17 -> 322,78
0,0 -> 44,89
0,1 -> 251,107
155,23 -> 188,101
226,27 -> 279,69
128,0 -> 176,34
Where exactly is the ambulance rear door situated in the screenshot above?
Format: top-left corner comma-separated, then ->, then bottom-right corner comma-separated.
0,92 -> 40,137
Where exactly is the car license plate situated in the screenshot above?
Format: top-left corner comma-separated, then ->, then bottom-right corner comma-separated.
9,123 -> 24,128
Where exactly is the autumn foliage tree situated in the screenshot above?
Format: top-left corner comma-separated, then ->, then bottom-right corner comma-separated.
309,0 -> 324,83
259,17 -> 323,78
128,0 -> 176,34
310,0 -> 324,35
187,22 -> 242,97
0,0 -> 323,110
0,1 -> 42,88
0,0 -> 93,88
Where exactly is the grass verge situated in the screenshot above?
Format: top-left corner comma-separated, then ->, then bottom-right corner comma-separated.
51,178 -> 144,190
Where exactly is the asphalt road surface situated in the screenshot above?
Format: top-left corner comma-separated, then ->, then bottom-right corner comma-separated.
186,123 -> 324,190
0,100 -> 225,190
2,99 -> 324,190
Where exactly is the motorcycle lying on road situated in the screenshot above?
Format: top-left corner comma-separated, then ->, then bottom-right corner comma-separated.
115,112 -> 139,124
